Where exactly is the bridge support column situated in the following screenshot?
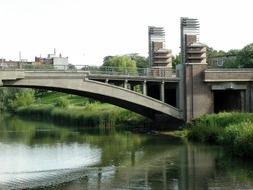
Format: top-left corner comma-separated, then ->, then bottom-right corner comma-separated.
160,81 -> 165,102
124,80 -> 128,89
143,80 -> 147,96
105,78 -> 109,83
241,90 -> 246,112
184,63 -> 212,122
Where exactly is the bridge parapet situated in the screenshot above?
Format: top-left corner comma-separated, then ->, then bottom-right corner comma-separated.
24,70 -> 90,79
0,70 -> 25,86
0,70 -> 25,80
1,64 -> 175,78
204,68 -> 253,82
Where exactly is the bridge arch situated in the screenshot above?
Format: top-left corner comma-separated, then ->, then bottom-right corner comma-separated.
3,78 -> 182,120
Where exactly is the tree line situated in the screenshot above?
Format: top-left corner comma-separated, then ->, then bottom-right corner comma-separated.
207,43 -> 253,68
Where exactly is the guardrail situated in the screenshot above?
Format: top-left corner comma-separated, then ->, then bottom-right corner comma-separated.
0,63 -> 175,78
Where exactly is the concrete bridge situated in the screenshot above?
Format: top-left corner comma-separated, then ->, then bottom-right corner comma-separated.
178,64 -> 253,122
0,69 -> 182,121
1,64 -> 253,124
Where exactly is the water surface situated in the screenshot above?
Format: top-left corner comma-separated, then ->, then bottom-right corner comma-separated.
0,115 -> 253,190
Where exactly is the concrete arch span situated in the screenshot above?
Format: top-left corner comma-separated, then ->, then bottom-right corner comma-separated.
2,78 -> 182,120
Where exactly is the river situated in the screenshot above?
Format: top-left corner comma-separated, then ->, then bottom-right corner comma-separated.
0,115 -> 253,190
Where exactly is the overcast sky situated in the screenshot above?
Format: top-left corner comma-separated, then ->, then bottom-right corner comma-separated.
0,0 -> 253,66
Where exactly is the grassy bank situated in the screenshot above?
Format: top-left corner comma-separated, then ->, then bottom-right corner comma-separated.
186,112 -> 253,158
13,92 -> 148,128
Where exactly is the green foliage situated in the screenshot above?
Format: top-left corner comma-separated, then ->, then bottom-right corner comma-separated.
8,89 -> 35,111
16,103 -> 145,128
54,97 -> 69,108
9,90 -> 146,128
128,53 -> 149,68
104,54 -> 148,69
187,112 -> 253,158
0,88 -> 24,110
207,46 -> 240,68
172,54 -> 181,70
226,49 -> 240,56
207,47 -> 226,58
236,43 -> 253,68
207,43 -> 253,68
187,125 -> 223,143
103,55 -> 137,74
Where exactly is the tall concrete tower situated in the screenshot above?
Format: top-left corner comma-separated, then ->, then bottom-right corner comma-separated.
180,17 -> 199,64
178,17 -> 211,122
148,26 -> 172,68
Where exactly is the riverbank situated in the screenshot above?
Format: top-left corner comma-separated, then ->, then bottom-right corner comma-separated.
185,112 -> 253,158
12,92 -> 149,128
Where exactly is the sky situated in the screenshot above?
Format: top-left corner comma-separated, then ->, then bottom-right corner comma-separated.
0,0 -> 253,66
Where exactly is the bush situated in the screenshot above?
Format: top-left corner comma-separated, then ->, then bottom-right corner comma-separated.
8,89 -> 35,111
187,112 -> 253,158
188,125 -> 223,143
55,97 -> 69,108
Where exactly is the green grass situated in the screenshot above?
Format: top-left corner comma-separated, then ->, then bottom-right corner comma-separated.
186,112 -> 253,158
16,92 -> 147,128
37,92 -> 90,106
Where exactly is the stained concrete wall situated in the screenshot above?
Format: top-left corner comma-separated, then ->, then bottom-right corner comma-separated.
185,64 -> 212,122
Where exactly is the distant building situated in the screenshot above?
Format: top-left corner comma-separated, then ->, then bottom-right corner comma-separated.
0,58 -> 32,69
35,50 -> 69,70
0,49 -> 69,70
53,54 -> 69,70
148,26 -> 172,68
34,56 -> 53,65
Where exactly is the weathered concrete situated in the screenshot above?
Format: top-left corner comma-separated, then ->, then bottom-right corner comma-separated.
184,64 -> 212,122
0,70 -> 25,80
2,67 -> 253,123
0,70 -> 182,120
205,69 -> 253,82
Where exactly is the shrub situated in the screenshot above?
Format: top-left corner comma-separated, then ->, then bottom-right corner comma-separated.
8,89 -> 35,111
187,113 -> 253,158
54,97 -> 69,108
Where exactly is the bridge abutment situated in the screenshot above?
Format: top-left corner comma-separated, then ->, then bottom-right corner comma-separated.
184,63 -> 213,122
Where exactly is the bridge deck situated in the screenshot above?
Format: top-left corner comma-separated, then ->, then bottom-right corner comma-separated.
0,70 -> 182,120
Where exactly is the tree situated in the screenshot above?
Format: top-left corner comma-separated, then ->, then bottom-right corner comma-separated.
8,89 -> 35,111
207,46 -> 241,68
103,56 -> 113,65
207,46 -> 226,58
226,49 -> 240,56
172,54 -> 181,70
68,64 -> 76,70
0,88 -> 25,111
236,43 -> 253,68
127,54 -> 149,68
102,55 -> 137,74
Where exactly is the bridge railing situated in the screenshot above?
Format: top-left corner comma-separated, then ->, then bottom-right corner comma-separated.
81,65 -> 175,77
0,63 -> 175,78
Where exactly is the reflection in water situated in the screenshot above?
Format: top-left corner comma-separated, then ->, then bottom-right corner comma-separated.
0,115 -> 253,189
0,143 -> 100,173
